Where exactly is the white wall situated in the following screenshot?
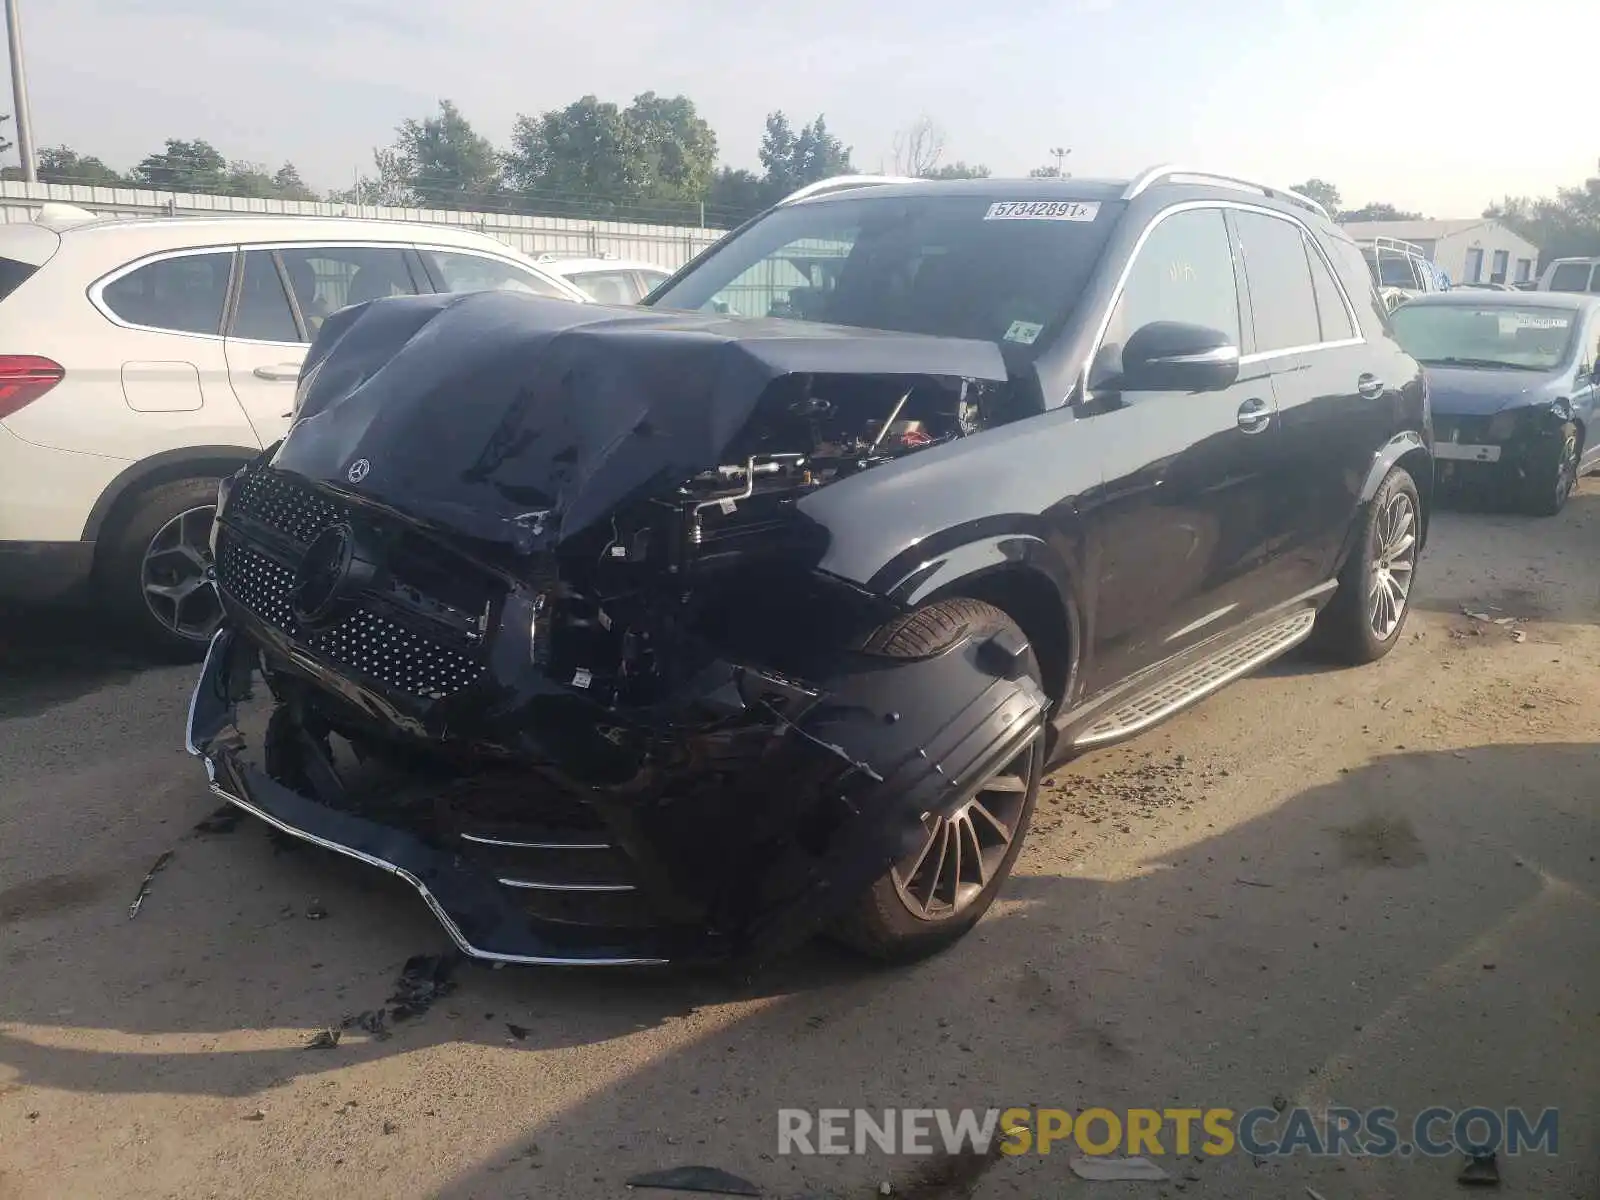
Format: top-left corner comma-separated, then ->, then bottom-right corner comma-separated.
0,181 -> 727,270
1435,224 -> 1541,286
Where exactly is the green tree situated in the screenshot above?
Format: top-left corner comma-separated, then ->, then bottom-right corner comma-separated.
759,112 -> 854,196
504,92 -> 717,218
1027,164 -> 1062,178
270,162 -> 318,201
1289,178 -> 1341,216
706,166 -> 769,226
924,161 -> 991,179
1337,201 -> 1423,223
624,91 -> 718,203
1,145 -> 126,186
131,138 -> 228,192
373,100 -> 501,209
1487,174 -> 1600,266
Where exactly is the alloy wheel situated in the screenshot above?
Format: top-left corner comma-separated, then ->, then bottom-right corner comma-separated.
141,504 -> 222,642
1368,491 -> 1417,641
891,742 -> 1037,922
1554,433 -> 1579,508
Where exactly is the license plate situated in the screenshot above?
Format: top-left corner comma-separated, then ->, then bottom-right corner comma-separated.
1434,443 -> 1501,463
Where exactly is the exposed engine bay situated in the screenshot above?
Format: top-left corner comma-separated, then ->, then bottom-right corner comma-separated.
545,371 -> 997,709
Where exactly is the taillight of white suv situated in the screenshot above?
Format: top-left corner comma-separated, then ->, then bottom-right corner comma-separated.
0,355 -> 65,420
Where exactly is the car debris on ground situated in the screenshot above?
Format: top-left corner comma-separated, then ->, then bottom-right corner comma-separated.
623,1165 -> 763,1195
126,849 -> 173,919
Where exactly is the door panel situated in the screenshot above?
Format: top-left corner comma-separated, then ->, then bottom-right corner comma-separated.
1234,212 -> 1377,599
223,249 -> 309,446
1079,206 -> 1284,696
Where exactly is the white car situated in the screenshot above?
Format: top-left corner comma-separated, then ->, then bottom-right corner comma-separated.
0,207 -> 589,656
538,255 -> 675,303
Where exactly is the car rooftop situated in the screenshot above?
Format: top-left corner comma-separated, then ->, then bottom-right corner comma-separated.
794,176 -> 1135,204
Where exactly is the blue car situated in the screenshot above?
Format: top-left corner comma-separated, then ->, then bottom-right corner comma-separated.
1389,291 -> 1600,514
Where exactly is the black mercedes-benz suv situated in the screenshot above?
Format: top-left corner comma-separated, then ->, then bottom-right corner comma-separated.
188,167 -> 1433,968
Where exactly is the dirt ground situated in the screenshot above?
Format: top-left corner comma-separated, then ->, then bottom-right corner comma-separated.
2,483 -> 1598,1200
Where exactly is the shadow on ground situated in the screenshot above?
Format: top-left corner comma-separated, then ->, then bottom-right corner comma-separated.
2,742 -> 1595,1199
0,603 -> 175,721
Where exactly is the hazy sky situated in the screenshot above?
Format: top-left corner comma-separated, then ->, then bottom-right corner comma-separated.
7,0 -> 1596,216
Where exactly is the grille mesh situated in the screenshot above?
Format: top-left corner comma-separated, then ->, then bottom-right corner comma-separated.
218,471 -> 486,701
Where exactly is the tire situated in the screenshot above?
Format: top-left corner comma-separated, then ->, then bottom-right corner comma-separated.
834,598 -> 1045,963
1310,465 -> 1421,665
1520,423 -> 1579,517
99,477 -> 224,661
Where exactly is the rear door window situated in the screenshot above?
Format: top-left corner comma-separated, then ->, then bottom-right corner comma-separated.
1234,211 -> 1321,351
100,251 -> 233,335
231,250 -> 302,343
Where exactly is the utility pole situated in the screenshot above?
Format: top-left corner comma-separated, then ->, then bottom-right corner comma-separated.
5,0 -> 36,182
1050,146 -> 1071,178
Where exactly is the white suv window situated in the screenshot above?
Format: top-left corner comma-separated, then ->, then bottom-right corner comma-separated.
101,251 -> 233,335
422,250 -> 568,298
232,250 -> 299,343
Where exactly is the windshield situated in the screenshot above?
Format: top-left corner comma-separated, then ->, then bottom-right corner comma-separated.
1390,304 -> 1577,371
649,194 -> 1119,353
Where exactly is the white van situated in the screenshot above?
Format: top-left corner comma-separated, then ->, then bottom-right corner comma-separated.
1538,257 -> 1600,294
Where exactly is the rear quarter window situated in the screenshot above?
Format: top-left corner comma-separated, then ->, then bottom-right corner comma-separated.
0,257 -> 40,304
100,251 -> 234,335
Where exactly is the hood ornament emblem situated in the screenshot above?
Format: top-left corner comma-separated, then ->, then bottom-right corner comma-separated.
347,458 -> 371,483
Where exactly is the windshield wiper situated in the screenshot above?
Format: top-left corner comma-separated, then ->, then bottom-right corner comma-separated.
1420,357 -> 1542,372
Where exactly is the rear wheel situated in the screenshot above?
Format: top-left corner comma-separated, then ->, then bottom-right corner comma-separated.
1520,424 -> 1579,516
834,598 -> 1044,963
1310,465 -> 1420,665
100,477 -> 223,661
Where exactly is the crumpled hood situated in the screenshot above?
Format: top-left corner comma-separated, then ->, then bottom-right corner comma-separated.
1425,365 -> 1568,417
276,290 -> 1008,548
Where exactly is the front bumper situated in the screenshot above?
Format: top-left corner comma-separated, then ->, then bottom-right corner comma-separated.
187,618 -> 1048,967
1432,408 -> 1569,483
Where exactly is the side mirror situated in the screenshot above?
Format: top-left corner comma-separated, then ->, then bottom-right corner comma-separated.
1120,321 -> 1241,393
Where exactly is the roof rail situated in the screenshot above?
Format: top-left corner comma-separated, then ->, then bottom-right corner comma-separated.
776,175 -> 924,206
1361,235 -> 1427,257
1120,165 -> 1331,220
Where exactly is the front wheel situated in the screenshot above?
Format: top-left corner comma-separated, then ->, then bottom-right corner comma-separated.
834,598 -> 1044,963
1520,424 -> 1579,516
1310,465 -> 1421,665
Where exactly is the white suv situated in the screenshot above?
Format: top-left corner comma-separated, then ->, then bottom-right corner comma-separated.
538,255 -> 675,303
0,208 -> 589,656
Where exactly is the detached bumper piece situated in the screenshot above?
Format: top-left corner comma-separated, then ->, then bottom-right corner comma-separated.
187,618 -> 1048,968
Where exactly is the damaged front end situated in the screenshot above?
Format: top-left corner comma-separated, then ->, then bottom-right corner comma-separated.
186,291 -> 1048,966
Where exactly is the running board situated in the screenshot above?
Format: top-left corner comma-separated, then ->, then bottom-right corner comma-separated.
1074,608 -> 1318,747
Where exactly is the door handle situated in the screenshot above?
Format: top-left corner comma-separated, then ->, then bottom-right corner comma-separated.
1357,374 -> 1385,399
1236,397 -> 1272,435
253,364 -> 302,382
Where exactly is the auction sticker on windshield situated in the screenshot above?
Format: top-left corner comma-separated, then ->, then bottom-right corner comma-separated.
985,201 -> 1101,222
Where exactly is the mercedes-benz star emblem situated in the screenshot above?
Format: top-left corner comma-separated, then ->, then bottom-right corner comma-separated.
291,523 -> 356,629
347,458 -> 371,483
